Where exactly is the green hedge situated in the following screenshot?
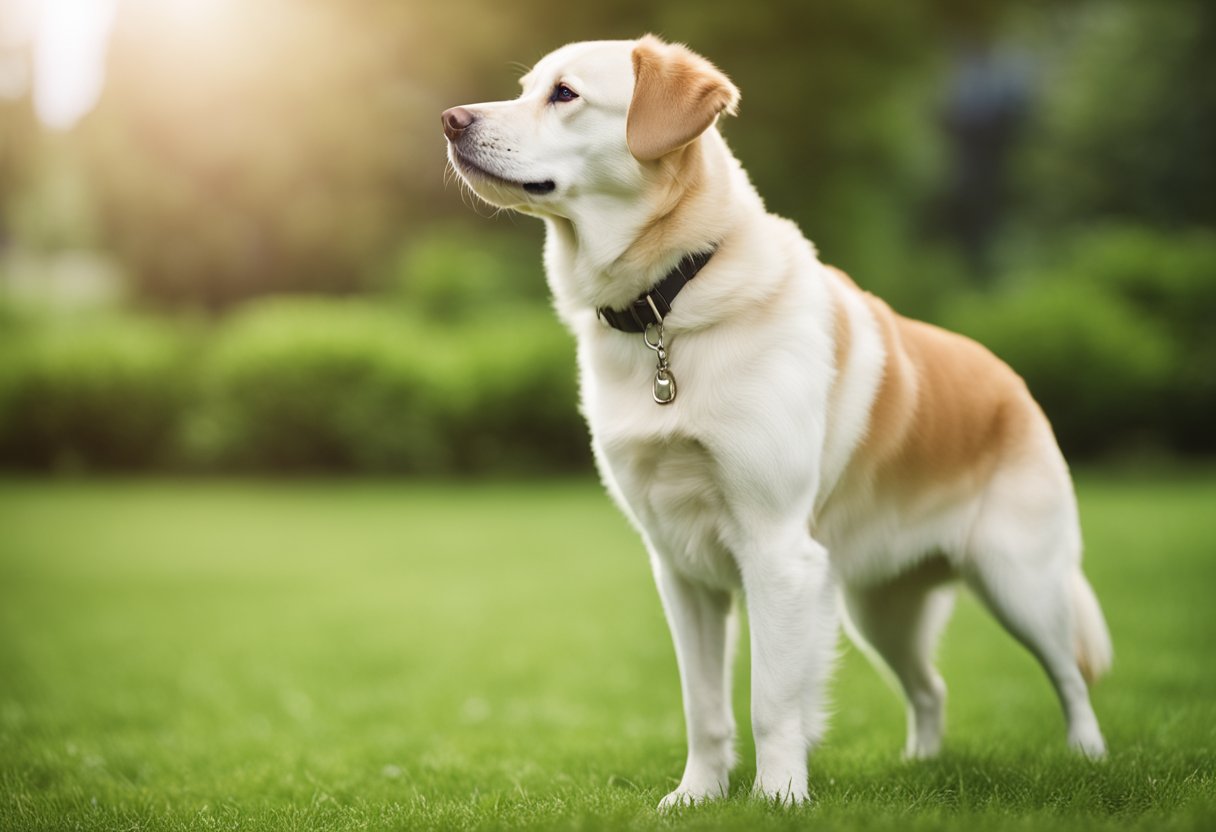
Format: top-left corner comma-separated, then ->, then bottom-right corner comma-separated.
0,317 -> 193,470
0,299 -> 588,474
1061,227 -> 1216,453
189,299 -> 587,473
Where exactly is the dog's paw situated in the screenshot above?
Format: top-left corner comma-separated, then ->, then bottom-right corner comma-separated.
1069,728 -> 1108,760
657,781 -> 727,811
751,776 -> 809,807
656,790 -> 697,811
903,735 -> 942,761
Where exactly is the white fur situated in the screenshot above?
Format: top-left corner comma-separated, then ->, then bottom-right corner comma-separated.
444,38 -> 1110,808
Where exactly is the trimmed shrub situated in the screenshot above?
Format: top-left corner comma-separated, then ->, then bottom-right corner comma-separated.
440,309 -> 588,473
1056,226 -> 1216,453
189,298 -> 586,474
189,299 -> 448,472
0,318 -> 192,470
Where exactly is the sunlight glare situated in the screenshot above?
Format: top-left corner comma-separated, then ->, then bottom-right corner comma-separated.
33,0 -> 117,130
154,0 -> 229,28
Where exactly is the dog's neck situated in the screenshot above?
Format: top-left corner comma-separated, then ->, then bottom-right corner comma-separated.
542,130 -> 757,327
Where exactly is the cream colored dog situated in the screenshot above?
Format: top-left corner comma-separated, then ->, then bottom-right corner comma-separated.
442,35 -> 1111,807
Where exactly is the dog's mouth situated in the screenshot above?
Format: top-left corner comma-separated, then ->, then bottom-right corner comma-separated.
452,148 -> 555,196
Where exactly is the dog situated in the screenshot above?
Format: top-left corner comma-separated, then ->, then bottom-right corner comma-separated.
442,35 -> 1111,807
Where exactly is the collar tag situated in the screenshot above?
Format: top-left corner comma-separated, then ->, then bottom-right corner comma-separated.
597,245 -> 716,406
644,322 -> 677,405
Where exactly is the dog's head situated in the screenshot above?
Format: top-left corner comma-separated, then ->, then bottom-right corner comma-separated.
442,35 -> 740,218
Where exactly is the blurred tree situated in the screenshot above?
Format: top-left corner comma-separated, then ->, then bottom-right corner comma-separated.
1020,0 -> 1216,230
9,0 -> 1206,316
0,91 -> 41,252
77,0 -> 421,307
64,0 -> 1035,309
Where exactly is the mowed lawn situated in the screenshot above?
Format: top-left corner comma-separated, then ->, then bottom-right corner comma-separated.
0,472 -> 1213,831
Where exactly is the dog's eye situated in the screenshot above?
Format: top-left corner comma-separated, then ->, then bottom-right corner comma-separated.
549,83 -> 579,104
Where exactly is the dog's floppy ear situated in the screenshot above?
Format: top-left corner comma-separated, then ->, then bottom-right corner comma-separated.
627,34 -> 740,162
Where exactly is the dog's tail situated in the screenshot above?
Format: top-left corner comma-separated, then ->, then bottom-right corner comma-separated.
1072,570 -> 1113,684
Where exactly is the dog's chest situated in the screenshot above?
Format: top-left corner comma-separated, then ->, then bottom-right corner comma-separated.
604,436 -> 741,591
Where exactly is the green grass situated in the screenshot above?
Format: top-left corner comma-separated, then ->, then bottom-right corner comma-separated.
1,472 -> 1214,831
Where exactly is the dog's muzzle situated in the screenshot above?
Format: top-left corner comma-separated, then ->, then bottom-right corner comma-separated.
442,107 -> 555,195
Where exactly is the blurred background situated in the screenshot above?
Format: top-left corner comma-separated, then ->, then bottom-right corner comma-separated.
0,0 -> 1213,475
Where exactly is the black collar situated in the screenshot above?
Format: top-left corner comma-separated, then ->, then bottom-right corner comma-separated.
596,247 -> 716,333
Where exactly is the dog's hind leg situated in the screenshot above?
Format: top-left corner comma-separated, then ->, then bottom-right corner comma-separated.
962,462 -> 1109,757
841,556 -> 956,759
651,555 -> 738,809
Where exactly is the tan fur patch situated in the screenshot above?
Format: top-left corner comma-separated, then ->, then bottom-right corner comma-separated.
858,293 -> 919,471
855,290 -> 1037,489
618,140 -> 707,275
627,35 -> 740,162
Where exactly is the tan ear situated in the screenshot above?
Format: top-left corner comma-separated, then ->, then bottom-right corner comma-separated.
626,35 -> 740,162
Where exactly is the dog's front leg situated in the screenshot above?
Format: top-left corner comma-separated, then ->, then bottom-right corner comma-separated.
650,554 -> 737,809
739,531 -> 837,805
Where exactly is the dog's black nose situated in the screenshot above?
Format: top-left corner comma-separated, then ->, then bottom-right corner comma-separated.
442,107 -> 475,141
